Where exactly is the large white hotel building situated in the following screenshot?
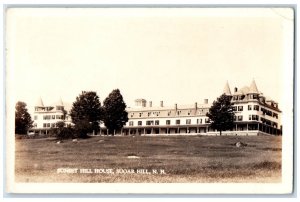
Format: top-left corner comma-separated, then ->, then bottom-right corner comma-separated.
30,80 -> 282,136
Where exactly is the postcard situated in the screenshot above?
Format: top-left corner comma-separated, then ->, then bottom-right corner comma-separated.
5,7 -> 294,194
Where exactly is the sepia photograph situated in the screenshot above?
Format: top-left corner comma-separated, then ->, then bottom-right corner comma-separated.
5,6 -> 294,194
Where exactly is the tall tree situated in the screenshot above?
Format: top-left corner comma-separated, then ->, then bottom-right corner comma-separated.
15,101 -> 33,134
103,89 -> 128,135
70,91 -> 102,137
206,94 -> 235,136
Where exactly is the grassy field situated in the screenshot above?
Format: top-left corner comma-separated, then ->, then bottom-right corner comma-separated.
15,135 -> 282,183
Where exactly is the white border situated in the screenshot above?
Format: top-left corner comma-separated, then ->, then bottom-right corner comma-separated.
1,0 -> 297,198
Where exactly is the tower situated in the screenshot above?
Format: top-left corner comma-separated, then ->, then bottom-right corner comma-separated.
247,79 -> 259,99
223,81 -> 232,96
34,97 -> 44,111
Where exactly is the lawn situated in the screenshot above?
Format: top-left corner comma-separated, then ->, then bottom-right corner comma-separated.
15,135 -> 282,183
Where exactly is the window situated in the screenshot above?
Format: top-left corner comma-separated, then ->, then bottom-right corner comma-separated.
139,113 -> 142,117
238,106 -> 243,111
262,109 -> 272,116
47,123 -> 50,128
238,116 -> 243,121
186,119 -> 191,124
232,106 -> 237,111
56,115 -> 63,120
166,120 -> 171,125
205,118 -> 210,123
43,123 -> 47,128
239,95 -> 245,100
129,121 -> 134,126
167,111 -> 171,116
233,116 -> 237,121
197,119 -> 202,124
52,115 -> 55,119
155,120 -> 159,125
266,110 -> 272,116
146,121 -> 153,125
249,114 -> 259,121
254,105 -> 259,111
273,112 -> 278,119
138,121 -> 142,126
248,105 -> 252,110
43,115 -> 51,120
34,115 -> 38,120
176,120 -> 180,125
51,123 -> 56,128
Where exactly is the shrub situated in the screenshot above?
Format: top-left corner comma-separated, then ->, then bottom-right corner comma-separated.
53,122 -> 75,140
56,126 -> 75,140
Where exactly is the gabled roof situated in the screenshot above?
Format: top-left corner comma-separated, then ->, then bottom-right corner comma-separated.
223,81 -> 232,96
35,97 -> 44,107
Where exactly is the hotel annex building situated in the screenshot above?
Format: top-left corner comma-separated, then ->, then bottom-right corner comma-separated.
30,80 -> 282,136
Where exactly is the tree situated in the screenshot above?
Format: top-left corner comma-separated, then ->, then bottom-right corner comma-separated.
102,89 -> 128,135
74,120 -> 93,138
15,101 -> 33,134
206,94 -> 235,136
70,91 -> 102,138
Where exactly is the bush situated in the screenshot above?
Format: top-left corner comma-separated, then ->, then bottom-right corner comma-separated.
53,122 -> 75,140
56,126 -> 75,140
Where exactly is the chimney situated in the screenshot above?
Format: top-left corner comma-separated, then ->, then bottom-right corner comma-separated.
149,101 -> 152,107
195,102 -> 197,109
234,87 -> 238,93
204,99 -> 208,104
175,103 -> 177,110
160,101 -> 163,107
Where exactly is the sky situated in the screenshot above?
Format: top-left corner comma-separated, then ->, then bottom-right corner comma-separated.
6,8 -> 294,112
